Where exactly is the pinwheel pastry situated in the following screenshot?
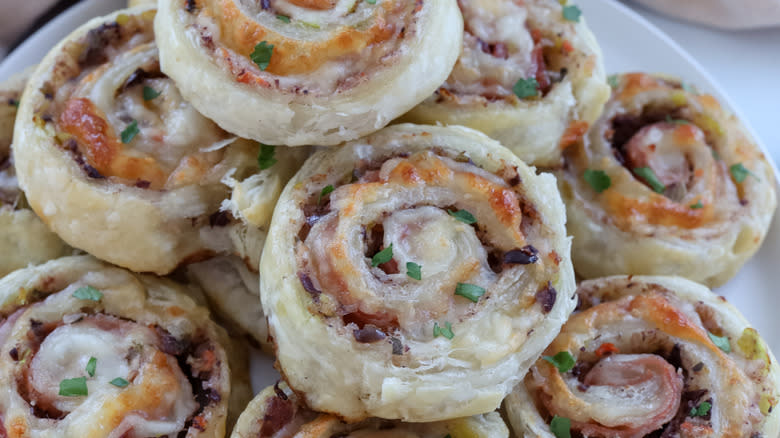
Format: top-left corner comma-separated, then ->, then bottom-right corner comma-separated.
558,72 -> 777,287
0,69 -> 70,277
231,381 -> 509,438
0,255 -> 250,437
187,255 -> 270,351
398,0 -> 610,167
261,124 -> 576,421
13,7 -> 302,274
154,0 -> 463,146
506,275 -> 780,438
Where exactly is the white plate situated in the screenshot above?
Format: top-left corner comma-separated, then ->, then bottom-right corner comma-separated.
1,0 -> 778,397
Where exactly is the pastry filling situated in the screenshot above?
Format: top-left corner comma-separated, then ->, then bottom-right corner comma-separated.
295,147 -> 560,342
526,284 -> 769,437
0,278 -> 225,436
257,383 -> 452,438
437,0 -> 571,104
188,0 -> 424,95
34,12 -> 235,190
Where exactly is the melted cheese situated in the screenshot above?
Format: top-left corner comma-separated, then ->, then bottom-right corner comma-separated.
29,318 -> 197,437
447,0 -> 535,97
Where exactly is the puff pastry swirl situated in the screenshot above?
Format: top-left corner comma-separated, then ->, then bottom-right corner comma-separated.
154,0 -> 463,146
12,7 -> 300,274
558,73 -> 777,286
0,255 -> 244,437
261,124 -> 576,421
0,69 -> 70,277
399,0 -> 609,166
505,275 -> 780,438
187,255 -> 270,350
231,381 -> 509,438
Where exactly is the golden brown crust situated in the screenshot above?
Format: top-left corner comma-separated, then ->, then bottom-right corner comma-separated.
0,255 -> 240,437
506,276 -> 780,438
261,124 -> 575,421
557,72 -> 777,287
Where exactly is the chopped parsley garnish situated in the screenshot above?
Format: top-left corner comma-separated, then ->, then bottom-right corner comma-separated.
276,14 -> 290,23
550,415 -> 572,438
406,262 -> 422,280
543,351 -> 576,373
729,163 -> 756,183
690,200 -> 703,209
455,283 -> 486,302
513,77 -> 539,99
250,41 -> 274,71
86,357 -> 97,377
681,82 -> 696,94
10,99 -> 19,109
607,74 -> 619,88
690,401 -> 712,417
110,377 -> 129,388
371,244 -> 393,267
433,322 -> 454,339
120,120 -> 139,144
583,169 -> 610,193
633,167 -> 666,193
59,377 -> 88,397
447,209 -> 477,225
562,5 -> 582,22
366,0 -> 377,4
257,143 -> 277,170
708,331 -> 731,353
142,86 -> 160,101
319,185 -> 334,203
711,149 -> 720,160
72,286 -> 103,302
665,114 -> 690,125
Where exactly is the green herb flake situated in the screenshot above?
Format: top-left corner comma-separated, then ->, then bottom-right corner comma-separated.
550,415 -> 572,438
319,185 -> 334,203
371,244 -> 393,267
690,200 -> 703,209
433,322 -> 454,340
690,401 -> 712,417
729,163 -> 756,183
250,41 -> 274,71
257,143 -> 277,170
406,262 -> 422,280
711,149 -> 720,160
366,0 -> 377,4
142,86 -> 160,101
513,77 -> 539,99
447,209 -> 477,225
276,14 -> 291,23
72,286 -> 103,302
607,74 -> 619,89
543,351 -> 576,373
665,114 -> 690,125
455,283 -> 486,303
562,5 -> 582,22
633,167 -> 666,193
120,120 -> 139,144
681,82 -> 696,94
86,357 -> 97,377
708,331 -> 731,353
59,377 -> 88,397
583,169 -> 611,193
110,377 -> 129,388
10,99 -> 19,109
